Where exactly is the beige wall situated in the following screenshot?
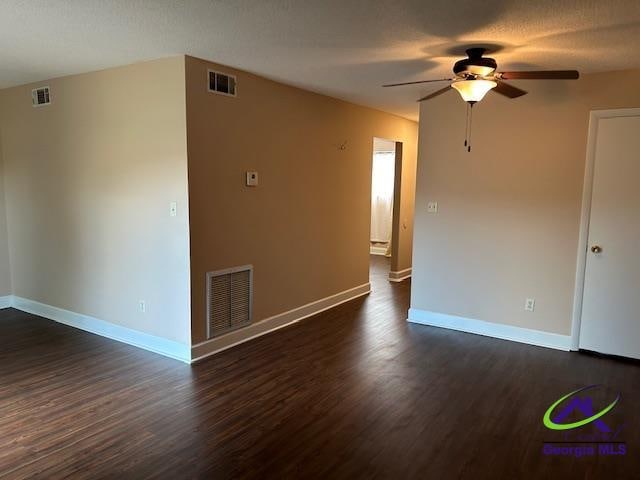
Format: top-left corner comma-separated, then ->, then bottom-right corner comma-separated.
0,57 -> 191,344
186,55 -> 417,344
412,70 -> 640,335
0,136 -> 11,297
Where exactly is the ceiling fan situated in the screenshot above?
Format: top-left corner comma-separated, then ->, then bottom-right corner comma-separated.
383,47 -> 579,151
383,47 -> 579,103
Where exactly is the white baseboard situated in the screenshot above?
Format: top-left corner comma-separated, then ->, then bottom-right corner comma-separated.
9,296 -> 191,363
370,245 -> 388,256
407,308 -> 572,351
389,268 -> 411,282
192,282 -> 371,362
0,295 -> 11,309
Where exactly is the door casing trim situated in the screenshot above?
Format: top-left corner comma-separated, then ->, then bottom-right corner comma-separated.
571,108 -> 640,350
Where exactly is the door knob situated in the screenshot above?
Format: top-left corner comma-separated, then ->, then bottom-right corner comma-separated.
591,245 -> 602,254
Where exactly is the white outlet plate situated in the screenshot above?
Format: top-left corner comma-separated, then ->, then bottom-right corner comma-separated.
427,201 -> 438,213
246,171 -> 258,186
525,298 -> 535,312
169,202 -> 177,217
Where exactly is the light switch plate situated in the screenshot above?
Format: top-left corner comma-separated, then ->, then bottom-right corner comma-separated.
525,298 -> 535,312
427,201 -> 438,213
246,171 -> 258,187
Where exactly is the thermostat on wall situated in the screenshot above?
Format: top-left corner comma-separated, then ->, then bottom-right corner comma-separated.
246,171 -> 258,187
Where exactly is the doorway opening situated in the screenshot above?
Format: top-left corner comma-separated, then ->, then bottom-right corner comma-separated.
369,137 -> 401,285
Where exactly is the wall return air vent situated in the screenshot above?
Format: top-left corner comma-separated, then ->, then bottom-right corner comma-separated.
206,265 -> 253,339
208,70 -> 237,96
32,86 -> 51,107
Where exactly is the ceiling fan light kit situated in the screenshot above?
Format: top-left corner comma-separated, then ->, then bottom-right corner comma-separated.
383,47 -> 579,152
451,79 -> 497,103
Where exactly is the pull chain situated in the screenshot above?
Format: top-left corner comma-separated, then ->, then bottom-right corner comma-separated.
464,103 -> 469,148
468,103 -> 474,152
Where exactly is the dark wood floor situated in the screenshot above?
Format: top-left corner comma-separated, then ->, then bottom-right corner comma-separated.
1,256 -> 638,479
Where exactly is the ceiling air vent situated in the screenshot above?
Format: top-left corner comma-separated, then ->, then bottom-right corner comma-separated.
206,265 -> 253,339
208,70 -> 237,97
32,86 -> 51,107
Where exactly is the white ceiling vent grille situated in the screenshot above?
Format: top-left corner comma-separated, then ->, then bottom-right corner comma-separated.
208,69 -> 237,97
32,86 -> 51,107
206,265 -> 252,339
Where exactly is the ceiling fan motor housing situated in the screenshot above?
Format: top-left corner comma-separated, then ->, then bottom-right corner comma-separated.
453,48 -> 497,77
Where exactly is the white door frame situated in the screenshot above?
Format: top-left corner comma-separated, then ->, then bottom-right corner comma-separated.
570,107 -> 640,350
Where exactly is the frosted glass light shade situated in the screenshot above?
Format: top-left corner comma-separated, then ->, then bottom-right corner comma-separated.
451,79 -> 497,103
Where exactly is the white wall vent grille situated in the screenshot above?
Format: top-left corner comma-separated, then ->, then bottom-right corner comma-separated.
208,70 -> 237,97
32,86 -> 51,107
206,265 -> 252,339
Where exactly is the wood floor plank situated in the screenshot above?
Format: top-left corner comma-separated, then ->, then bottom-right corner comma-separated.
0,256 -> 638,479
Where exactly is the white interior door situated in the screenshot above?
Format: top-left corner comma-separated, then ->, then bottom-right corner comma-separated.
579,111 -> 640,359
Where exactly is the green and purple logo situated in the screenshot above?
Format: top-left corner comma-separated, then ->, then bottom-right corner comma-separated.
542,385 -> 626,457
543,385 -> 619,432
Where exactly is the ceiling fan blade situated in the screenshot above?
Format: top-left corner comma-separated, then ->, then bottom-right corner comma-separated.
498,70 -> 579,80
383,78 -> 453,87
417,86 -> 451,102
493,80 -> 528,99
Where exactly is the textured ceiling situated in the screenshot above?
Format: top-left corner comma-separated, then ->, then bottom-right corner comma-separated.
1,0 -> 639,120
